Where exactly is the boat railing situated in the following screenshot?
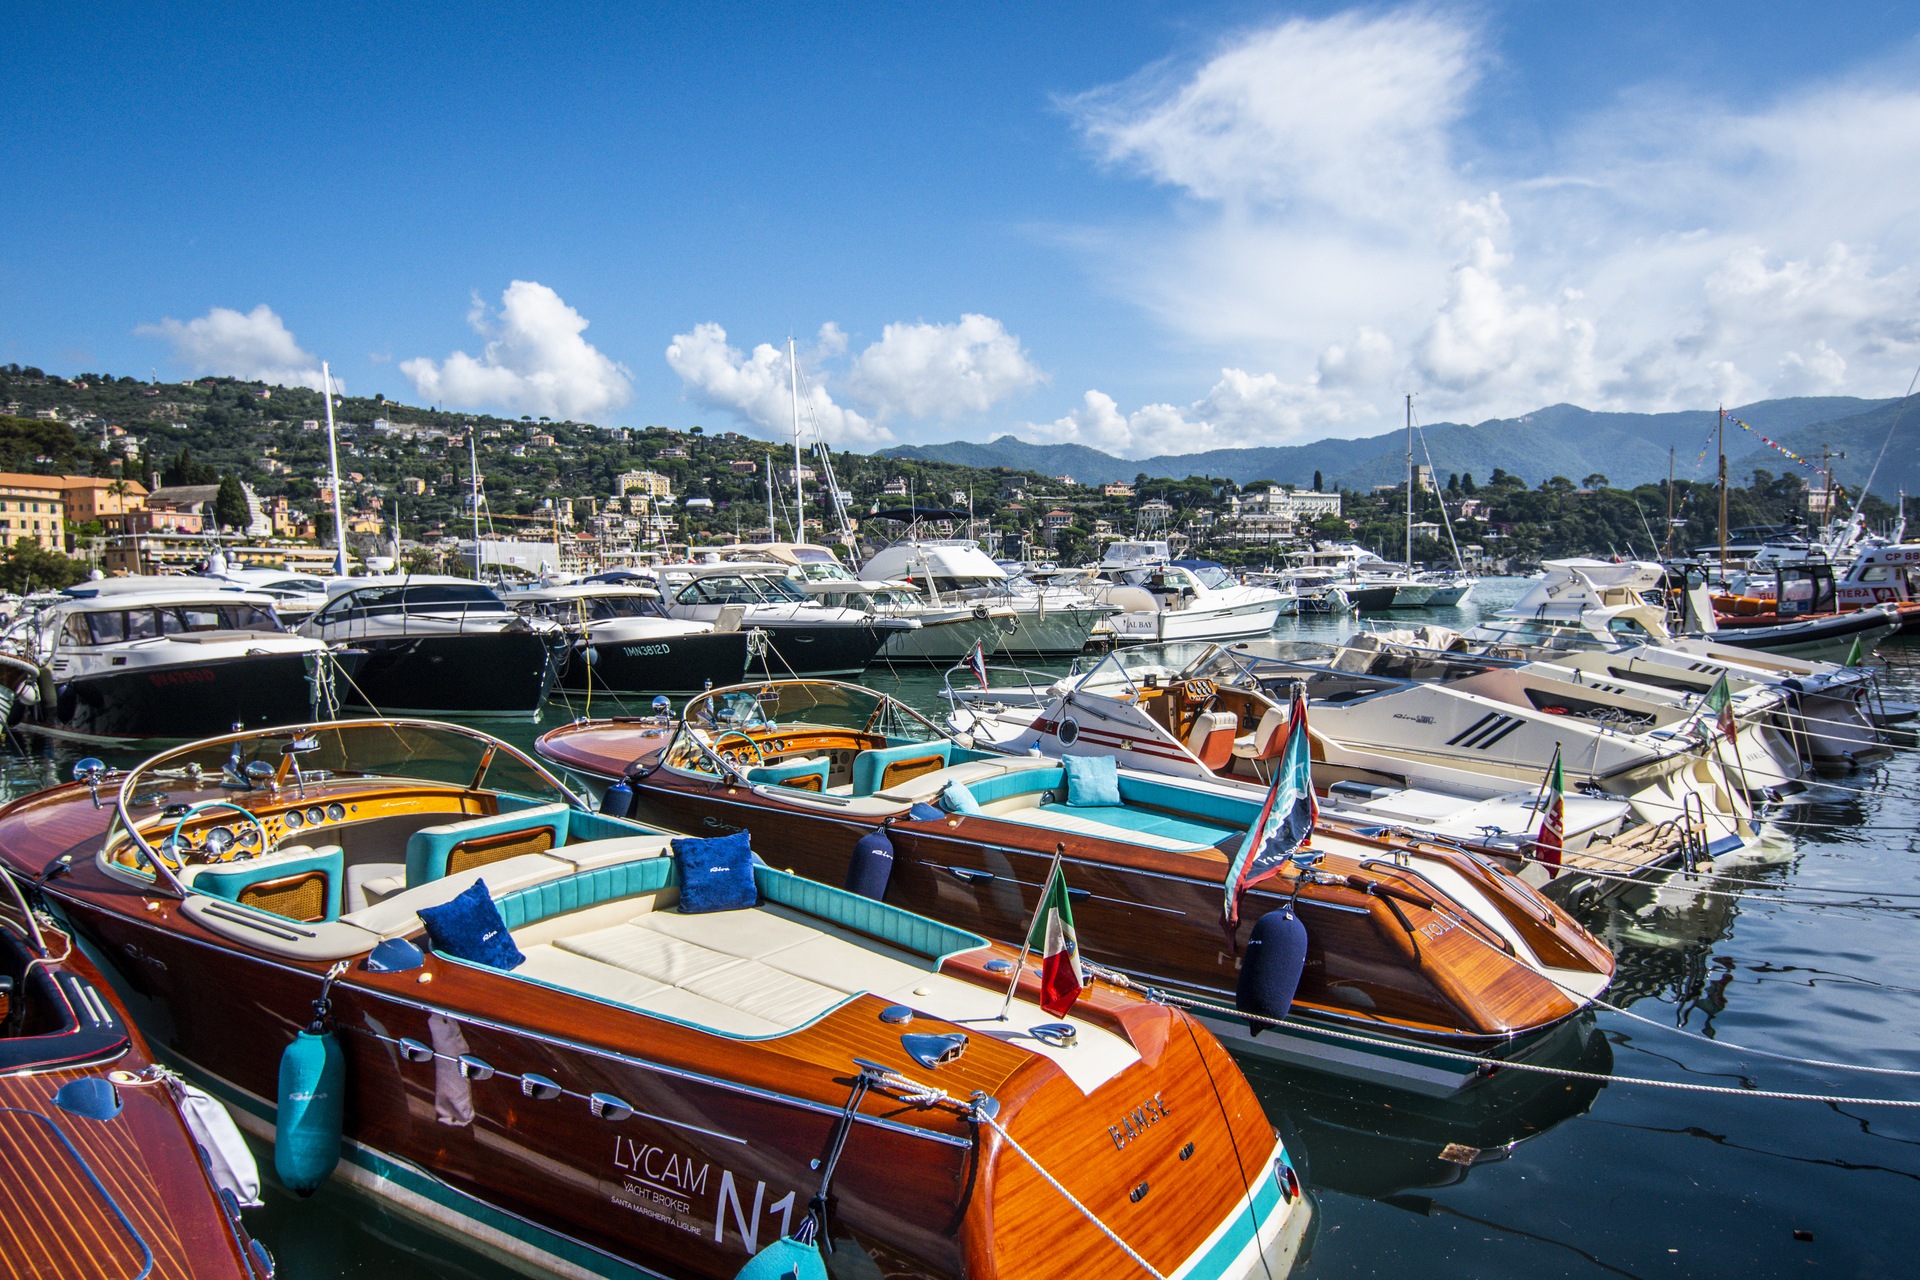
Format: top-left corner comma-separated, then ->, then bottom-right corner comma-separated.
940,662 -> 1062,707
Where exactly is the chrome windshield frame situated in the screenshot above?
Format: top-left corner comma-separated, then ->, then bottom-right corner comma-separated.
110,718 -> 592,897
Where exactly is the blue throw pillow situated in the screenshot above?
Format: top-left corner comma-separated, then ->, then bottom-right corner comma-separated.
417,879 -> 525,970
1063,753 -> 1121,807
940,782 -> 982,815
671,829 -> 759,914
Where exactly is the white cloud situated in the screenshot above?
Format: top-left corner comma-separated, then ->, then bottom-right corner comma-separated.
1029,366 -> 1373,458
665,313 -> 1043,444
1057,7 -> 1920,437
665,322 -> 886,446
136,304 -> 326,390
401,281 -> 631,420
843,314 -> 1044,420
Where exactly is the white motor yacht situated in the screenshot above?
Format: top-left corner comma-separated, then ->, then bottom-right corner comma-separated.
8,578 -> 349,745
1097,558 -> 1294,643
861,537 -> 1112,657
650,562 -> 915,677
298,575 -> 567,716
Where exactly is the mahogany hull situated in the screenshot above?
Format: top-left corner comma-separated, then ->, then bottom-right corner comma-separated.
0,923 -> 260,1280
629,772 -> 1611,1077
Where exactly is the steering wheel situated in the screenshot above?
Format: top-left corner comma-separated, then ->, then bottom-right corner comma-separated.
711,730 -> 766,767
168,800 -> 270,864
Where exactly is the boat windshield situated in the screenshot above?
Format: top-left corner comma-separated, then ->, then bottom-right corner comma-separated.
107,719 -> 581,874
1187,565 -> 1236,591
682,680 -> 943,743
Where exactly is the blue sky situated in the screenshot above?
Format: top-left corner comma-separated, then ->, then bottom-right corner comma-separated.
4,2 -> 1918,456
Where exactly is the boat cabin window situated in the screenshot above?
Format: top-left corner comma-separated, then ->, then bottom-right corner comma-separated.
1606,616 -> 1653,638
1861,566 -> 1892,583
677,575 -> 806,606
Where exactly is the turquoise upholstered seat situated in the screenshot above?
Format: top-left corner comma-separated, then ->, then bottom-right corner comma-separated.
193,844 -> 346,921
748,758 -> 831,791
494,855 -> 678,931
1036,803 -> 1240,847
404,802 -> 573,887
1116,775 -> 1264,828
851,741 -> 954,795
964,766 -> 1065,806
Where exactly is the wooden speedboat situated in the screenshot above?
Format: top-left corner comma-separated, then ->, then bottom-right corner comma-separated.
542,682 -> 1617,1098
0,720 -> 1310,1280
1,867 -> 269,1279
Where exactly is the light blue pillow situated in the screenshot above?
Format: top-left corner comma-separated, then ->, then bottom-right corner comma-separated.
1063,754 -> 1120,807
940,781 -> 982,815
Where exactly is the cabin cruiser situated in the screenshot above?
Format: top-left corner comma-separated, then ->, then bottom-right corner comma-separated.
716,542 -> 1019,664
651,562 -> 916,677
860,536 -> 1112,657
945,646 -> 1681,898
539,680 -> 1617,1097
6,579 -> 351,746
1097,559 -> 1294,644
505,583 -> 758,698
0,720 -> 1311,1280
1286,544 -> 1432,609
298,576 -> 567,717
1,865 -> 272,1279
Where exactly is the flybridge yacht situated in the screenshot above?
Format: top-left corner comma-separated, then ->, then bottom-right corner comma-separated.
652,561 -> 915,677
297,576 -> 566,717
1096,555 -> 1295,644
861,529 -> 1112,657
945,646 -> 1659,896
7,579 -> 349,745
505,582 -> 756,698
715,541 -> 1018,664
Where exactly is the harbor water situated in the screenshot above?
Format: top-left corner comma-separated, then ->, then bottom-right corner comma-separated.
7,578 -> 1918,1278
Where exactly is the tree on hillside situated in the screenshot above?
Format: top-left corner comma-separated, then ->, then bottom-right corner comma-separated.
1312,470 -> 1323,492
0,537 -> 88,593
1583,473 -> 1609,489
213,475 -> 250,530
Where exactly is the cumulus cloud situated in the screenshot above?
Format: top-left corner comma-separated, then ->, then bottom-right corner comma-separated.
1056,6 -> 1920,437
401,281 -> 631,420
844,315 -> 1044,420
665,323 -> 886,446
665,314 -> 1043,444
1029,366 -> 1373,457
136,304 -> 326,390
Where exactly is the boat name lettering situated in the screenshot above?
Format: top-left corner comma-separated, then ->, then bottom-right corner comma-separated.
147,668 -> 218,687
1418,919 -> 1455,941
1106,1091 -> 1171,1151
621,643 -> 672,657
613,1136 -> 710,1196
1391,713 -> 1436,725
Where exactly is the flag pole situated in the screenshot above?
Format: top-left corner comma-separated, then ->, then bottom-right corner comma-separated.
998,842 -> 1065,1021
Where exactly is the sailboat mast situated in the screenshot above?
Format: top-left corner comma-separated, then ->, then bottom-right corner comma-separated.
322,361 -> 348,577
1717,405 -> 1728,573
766,451 -> 775,542
1663,445 -> 1675,558
789,337 -> 805,545
469,430 -> 483,579
1405,394 -> 1414,571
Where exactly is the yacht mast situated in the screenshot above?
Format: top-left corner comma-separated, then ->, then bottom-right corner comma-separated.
322,361 -> 348,577
789,337 -> 805,545
766,451 -> 776,542
469,430 -> 483,579
1662,446 -> 1675,558
1405,394 -> 1414,571
1717,405 -> 1728,573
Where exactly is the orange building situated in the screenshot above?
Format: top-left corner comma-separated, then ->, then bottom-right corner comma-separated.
0,473 -> 68,551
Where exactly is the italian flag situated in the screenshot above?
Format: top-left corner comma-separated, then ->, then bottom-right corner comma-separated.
1027,861 -> 1085,1017
1705,674 -> 1738,743
1534,747 -> 1564,879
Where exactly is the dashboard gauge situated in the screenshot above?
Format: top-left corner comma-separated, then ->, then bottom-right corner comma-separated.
203,827 -> 234,856
325,803 -> 346,823
306,806 -> 326,826
283,809 -> 305,831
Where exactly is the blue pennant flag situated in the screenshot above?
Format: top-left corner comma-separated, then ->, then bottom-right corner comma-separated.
1222,685 -> 1318,929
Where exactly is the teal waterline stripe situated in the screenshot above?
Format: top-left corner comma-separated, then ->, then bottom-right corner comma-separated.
1190,1158 -> 1287,1280
186,1066 -> 665,1280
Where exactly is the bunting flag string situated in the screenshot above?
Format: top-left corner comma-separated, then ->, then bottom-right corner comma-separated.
1694,416 -> 1836,486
